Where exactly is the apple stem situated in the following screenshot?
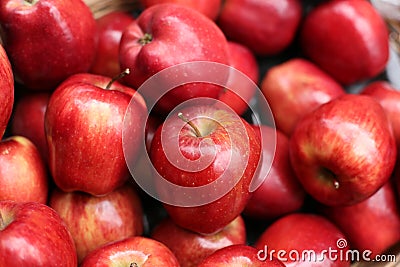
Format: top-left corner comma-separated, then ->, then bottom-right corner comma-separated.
333,180 -> 340,189
105,68 -> 130,90
178,112 -> 202,137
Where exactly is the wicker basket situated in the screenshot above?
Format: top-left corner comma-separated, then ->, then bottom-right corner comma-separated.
371,0 -> 400,53
84,0 -> 140,19
388,20 -> 400,54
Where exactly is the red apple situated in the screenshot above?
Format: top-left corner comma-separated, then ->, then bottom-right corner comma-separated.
139,0 -> 222,20
244,125 -> 306,221
0,201 -> 77,266
300,0 -> 389,85
119,3 -> 230,114
320,182 -> 400,258
360,81 -> 400,149
260,58 -> 346,136
254,213 -> 350,267
151,215 -> 246,267
0,44 -> 13,138
80,236 -> 180,266
45,72 -> 147,196
10,92 -> 50,162
198,244 -> 286,266
289,94 -> 397,206
218,41 -> 259,116
0,0 -> 97,90
0,136 -> 48,204
49,183 -> 144,263
90,11 -> 135,78
217,0 -> 302,56
149,102 -> 261,234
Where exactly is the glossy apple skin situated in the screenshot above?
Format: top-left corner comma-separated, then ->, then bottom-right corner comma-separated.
0,201 -> 77,266
217,0 -> 302,56
0,44 -> 13,139
244,125 -> 305,221
49,183 -> 144,263
45,73 -> 147,196
255,213 -> 350,267
300,0 -> 389,85
90,11 -> 135,78
218,41 -> 259,116
0,0 -> 97,90
198,244 -> 286,267
139,0 -> 222,20
321,182 -> 400,258
151,216 -> 246,267
289,94 -> 397,206
360,81 -> 400,149
10,92 -> 50,162
0,136 -> 48,204
119,3 -> 230,114
80,236 -> 180,266
150,105 -> 261,234
261,58 -> 345,136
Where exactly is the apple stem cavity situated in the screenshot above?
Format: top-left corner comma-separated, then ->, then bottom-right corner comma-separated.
320,167 -> 340,190
138,33 -> 153,45
178,112 -> 202,137
130,263 -> 138,267
105,68 -> 130,90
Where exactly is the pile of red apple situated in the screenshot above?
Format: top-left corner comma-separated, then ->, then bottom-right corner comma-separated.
0,0 -> 399,266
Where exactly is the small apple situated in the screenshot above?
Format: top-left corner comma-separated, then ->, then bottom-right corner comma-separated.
300,0 -> 389,85
151,215 -> 246,267
10,92 -> 51,162
217,0 -> 302,56
0,0 -> 97,90
119,3 -> 230,114
320,182 -> 400,258
149,102 -> 261,234
0,136 -> 48,204
90,11 -> 135,78
254,213 -> 350,267
360,81 -> 400,149
260,58 -> 346,136
244,125 -> 306,221
289,94 -> 397,206
138,0 -> 222,20
198,244 -> 286,267
0,44 -> 13,139
80,236 -> 180,266
218,41 -> 260,116
45,71 -> 147,196
49,183 -> 144,263
0,201 -> 77,266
